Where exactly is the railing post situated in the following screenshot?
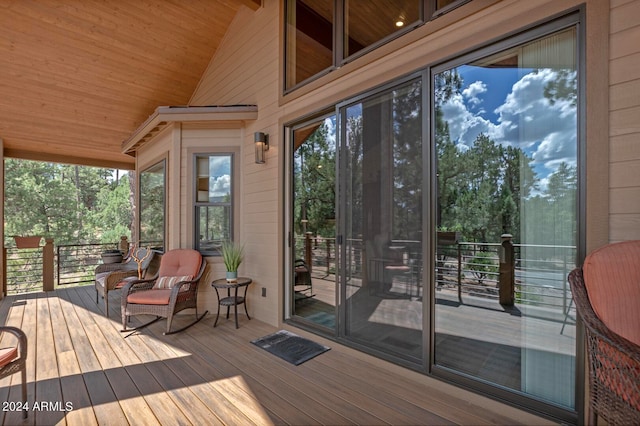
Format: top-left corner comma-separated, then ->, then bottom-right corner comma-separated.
305,232 -> 313,274
43,238 -> 55,292
457,243 -> 462,303
2,247 -> 6,298
499,234 -> 515,306
326,238 -> 331,276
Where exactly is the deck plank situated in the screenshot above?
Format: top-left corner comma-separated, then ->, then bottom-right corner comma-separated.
0,285 -> 556,425
57,287 -> 129,425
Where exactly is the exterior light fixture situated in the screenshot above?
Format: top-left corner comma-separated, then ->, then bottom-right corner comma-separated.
254,131 -> 269,164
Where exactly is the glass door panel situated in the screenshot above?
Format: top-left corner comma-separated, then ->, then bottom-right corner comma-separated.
342,78 -> 423,362
433,28 -> 577,408
291,116 -> 338,330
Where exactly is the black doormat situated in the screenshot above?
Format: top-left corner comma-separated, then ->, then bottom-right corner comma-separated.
251,330 -> 330,365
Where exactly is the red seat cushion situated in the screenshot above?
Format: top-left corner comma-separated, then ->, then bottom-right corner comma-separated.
583,240 -> 640,346
0,346 -> 18,368
127,289 -> 172,305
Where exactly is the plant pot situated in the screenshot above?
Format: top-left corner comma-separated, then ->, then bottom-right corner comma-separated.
226,271 -> 238,282
102,250 -> 123,264
14,236 -> 42,249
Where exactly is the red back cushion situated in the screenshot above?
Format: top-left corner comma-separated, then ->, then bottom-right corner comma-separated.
583,240 -> 640,346
158,249 -> 202,279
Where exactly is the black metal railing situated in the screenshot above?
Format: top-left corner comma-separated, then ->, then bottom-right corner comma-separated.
294,235 -> 576,311
56,243 -> 119,287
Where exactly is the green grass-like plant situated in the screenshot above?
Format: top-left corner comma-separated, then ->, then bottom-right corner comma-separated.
221,241 -> 244,272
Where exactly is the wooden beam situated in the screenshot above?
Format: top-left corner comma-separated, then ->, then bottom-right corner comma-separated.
4,148 -> 135,170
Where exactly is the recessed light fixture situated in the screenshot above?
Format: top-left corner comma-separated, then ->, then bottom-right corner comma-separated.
395,20 -> 404,27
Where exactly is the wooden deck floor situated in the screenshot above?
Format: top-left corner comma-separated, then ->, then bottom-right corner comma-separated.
0,285 -> 555,425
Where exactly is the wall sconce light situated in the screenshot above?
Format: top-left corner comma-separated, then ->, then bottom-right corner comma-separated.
254,132 -> 269,164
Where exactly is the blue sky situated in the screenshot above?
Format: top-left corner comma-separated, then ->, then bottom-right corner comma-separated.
439,64 -> 577,192
208,155 -> 231,199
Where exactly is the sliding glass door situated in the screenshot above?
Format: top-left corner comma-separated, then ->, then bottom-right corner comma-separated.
340,78 -> 424,362
290,115 -> 338,331
433,27 -> 578,409
286,16 -> 581,420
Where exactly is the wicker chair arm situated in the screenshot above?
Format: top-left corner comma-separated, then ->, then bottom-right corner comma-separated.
0,326 -> 27,359
569,268 -> 640,363
121,276 -> 157,296
103,270 -> 139,291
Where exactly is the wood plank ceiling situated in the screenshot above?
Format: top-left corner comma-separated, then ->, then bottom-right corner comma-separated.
0,0 -> 260,169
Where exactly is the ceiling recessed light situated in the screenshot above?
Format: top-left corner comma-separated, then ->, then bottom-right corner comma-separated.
396,20 -> 404,27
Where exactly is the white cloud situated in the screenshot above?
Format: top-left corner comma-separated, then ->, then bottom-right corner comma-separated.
210,174 -> 231,197
462,81 -> 487,106
440,68 -> 577,173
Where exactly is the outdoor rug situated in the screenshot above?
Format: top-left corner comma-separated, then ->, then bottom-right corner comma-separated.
251,330 -> 330,365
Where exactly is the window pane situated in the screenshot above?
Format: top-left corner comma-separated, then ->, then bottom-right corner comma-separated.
197,205 -> 231,253
285,0 -> 334,89
291,116 -> 337,329
196,155 -> 232,203
139,160 -> 165,250
344,0 -> 420,58
434,28 -> 577,408
343,78 -> 423,361
195,154 -> 233,254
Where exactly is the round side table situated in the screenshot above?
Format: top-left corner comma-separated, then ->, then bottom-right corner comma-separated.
211,277 -> 252,329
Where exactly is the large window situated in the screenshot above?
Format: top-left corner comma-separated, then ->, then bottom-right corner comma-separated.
285,0 -> 470,91
139,159 -> 166,251
433,26 -> 579,414
287,14 -> 582,422
194,154 -> 234,255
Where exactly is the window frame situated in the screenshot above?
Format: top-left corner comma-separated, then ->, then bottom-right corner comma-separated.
283,0 -> 472,93
138,156 -> 167,252
192,152 -> 236,256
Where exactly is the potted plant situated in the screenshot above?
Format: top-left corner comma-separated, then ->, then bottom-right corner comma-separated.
221,241 -> 244,282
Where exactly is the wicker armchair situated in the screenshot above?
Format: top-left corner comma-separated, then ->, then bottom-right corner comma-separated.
121,249 -> 208,335
0,326 -> 27,419
568,240 -> 640,425
95,248 -> 158,318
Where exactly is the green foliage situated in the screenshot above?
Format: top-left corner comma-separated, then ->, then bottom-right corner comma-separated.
221,241 -> 244,272
467,251 -> 498,284
4,159 -> 133,246
434,66 -> 576,247
293,121 -> 336,238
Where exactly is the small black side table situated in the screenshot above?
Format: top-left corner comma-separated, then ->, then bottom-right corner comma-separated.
211,277 -> 252,328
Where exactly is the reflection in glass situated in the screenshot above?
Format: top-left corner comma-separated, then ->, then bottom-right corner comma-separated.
195,154 -> 233,254
285,0 -> 334,89
292,116 -> 337,330
434,28 -> 577,408
139,160 -> 165,250
343,78 -> 423,362
344,0 -> 420,58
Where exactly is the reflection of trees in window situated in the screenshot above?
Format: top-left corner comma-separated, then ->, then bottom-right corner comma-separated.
294,122 -> 336,238
435,54 -> 578,245
139,160 -> 165,249
392,80 -> 422,241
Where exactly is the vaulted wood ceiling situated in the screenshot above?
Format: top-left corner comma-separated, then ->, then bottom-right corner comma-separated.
0,0 -> 260,169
